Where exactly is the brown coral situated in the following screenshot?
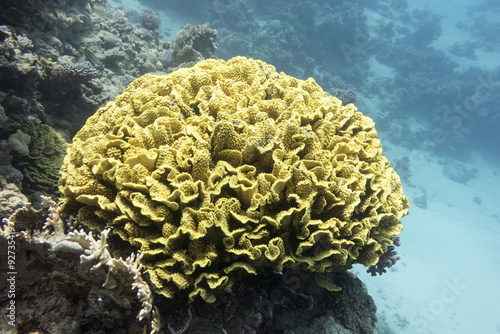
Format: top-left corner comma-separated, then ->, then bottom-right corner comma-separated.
166,24 -> 218,68
59,56 -> 409,302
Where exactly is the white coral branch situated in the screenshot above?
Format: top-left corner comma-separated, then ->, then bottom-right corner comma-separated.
125,252 -> 144,278
41,195 -> 65,235
125,252 -> 153,321
66,229 -> 112,270
65,229 -> 92,249
0,219 -> 14,238
65,229 -> 153,322
81,229 -> 112,270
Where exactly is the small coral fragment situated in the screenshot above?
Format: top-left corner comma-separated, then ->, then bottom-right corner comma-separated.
315,272 -> 342,292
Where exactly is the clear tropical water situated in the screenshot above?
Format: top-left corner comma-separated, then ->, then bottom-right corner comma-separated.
1,0 -> 499,333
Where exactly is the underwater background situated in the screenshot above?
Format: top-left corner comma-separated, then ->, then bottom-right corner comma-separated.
1,0 -> 499,333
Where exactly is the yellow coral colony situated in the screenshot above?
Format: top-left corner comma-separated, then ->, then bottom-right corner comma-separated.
59,57 -> 409,302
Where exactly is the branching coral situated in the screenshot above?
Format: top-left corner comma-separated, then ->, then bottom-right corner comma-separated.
59,56 -> 409,302
41,62 -> 101,98
66,228 -> 154,323
0,196 -> 158,333
367,235 -> 401,276
331,84 -> 357,106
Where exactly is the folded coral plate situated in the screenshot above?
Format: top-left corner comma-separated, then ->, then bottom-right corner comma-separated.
59,56 -> 409,302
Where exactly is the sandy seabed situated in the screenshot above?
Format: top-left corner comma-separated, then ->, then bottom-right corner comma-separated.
354,146 -> 500,334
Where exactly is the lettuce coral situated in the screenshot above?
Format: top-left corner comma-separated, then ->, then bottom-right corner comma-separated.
7,116 -> 68,198
59,56 -> 409,302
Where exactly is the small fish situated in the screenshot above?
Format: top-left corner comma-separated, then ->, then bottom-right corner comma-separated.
81,46 -> 103,71
50,5 -> 58,18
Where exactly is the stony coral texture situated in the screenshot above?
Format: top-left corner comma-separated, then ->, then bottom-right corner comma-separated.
59,57 -> 409,302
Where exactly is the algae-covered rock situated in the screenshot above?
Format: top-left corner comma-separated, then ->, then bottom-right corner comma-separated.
59,57 -> 409,302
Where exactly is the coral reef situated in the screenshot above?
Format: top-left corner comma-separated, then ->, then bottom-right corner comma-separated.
0,197 -> 379,333
1,115 -> 68,199
331,84 -> 357,106
367,7 -> 500,158
1,198 -> 379,334
157,48 -> 174,68
139,9 -> 161,30
1,4 -> 177,143
0,1 -> 218,205
0,25 -> 43,94
40,61 -> 102,99
184,269 -> 377,333
1,3 -> 221,200
159,24 -> 218,70
0,0 -> 109,31
0,140 -> 23,188
59,57 -> 409,303
0,138 -> 27,220
0,0 -> 57,32
0,23 -> 74,142
207,1 -> 369,83
161,0 -> 500,159
0,183 -> 28,220
0,197 -> 158,334
0,197 -> 376,334
367,236 -> 401,276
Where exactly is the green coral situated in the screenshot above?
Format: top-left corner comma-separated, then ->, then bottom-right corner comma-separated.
59,57 -> 409,302
5,116 -> 68,198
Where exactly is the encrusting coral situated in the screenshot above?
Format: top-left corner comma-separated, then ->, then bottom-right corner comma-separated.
7,129 -> 31,156
4,115 -> 68,199
59,56 -> 409,303
0,183 -> 28,220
